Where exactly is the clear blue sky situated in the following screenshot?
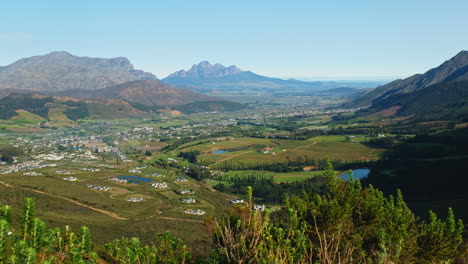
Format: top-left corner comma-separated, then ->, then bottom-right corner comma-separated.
1,0 -> 467,80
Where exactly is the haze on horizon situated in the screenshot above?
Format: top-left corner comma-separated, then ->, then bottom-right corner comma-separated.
0,0 -> 467,81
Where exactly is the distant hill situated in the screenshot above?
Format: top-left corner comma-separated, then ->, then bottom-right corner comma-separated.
0,51 -> 157,91
351,51 -> 468,108
0,93 -> 145,121
55,80 -> 220,106
163,61 -> 380,92
0,80 -> 244,119
352,51 -> 468,121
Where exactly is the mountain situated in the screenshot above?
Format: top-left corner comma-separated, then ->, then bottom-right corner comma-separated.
0,51 -> 157,91
351,51 -> 468,122
162,61 -> 380,92
352,51 -> 468,108
54,80 -> 221,106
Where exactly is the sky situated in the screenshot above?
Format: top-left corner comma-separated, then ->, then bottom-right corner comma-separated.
1,0 -> 467,80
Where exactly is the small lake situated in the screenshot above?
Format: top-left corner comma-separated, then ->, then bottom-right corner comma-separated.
340,169 -> 370,181
214,150 -> 230,154
118,175 -> 152,184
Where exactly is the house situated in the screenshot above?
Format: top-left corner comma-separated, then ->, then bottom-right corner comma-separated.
108,177 -> 128,184
253,204 -> 266,212
176,177 -> 188,182
184,209 -> 205,215
303,166 -> 317,172
87,184 -> 111,191
151,182 -> 168,189
182,198 -> 196,204
127,197 -> 143,202
180,189 -> 195,195
230,198 -> 244,204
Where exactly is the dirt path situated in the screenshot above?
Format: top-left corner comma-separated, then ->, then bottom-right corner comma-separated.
0,180 -> 129,221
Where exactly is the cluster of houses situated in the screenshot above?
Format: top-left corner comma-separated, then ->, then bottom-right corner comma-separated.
56,170 -> 72,174
151,182 -> 168,189
63,176 -> 78,181
87,184 -> 111,191
23,171 -> 43,176
0,160 -> 56,175
184,209 -> 205,215
81,168 -> 101,172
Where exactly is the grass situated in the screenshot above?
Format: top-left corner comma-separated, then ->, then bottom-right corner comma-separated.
191,136 -> 386,167
15,110 -> 46,123
48,108 -> 75,124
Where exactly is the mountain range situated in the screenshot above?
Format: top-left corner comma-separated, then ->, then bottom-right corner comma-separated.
0,53 -> 244,117
162,61 -> 381,92
0,50 -> 466,121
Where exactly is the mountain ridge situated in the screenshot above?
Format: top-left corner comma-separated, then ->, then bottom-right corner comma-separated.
353,50 -> 468,121
351,50 -> 468,107
0,51 -> 157,91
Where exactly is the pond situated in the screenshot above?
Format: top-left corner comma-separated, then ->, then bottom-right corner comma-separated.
339,169 -> 370,181
118,175 -> 152,184
214,150 -> 231,154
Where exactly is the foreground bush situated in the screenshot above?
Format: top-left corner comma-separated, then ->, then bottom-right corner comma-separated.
212,167 -> 465,264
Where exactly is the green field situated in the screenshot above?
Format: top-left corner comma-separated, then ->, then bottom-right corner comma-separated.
183,136 -> 386,167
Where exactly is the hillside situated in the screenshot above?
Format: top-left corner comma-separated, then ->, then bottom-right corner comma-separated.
0,51 -> 157,91
56,80 -> 221,106
351,50 -> 468,108
364,80 -> 468,121
0,93 -> 146,121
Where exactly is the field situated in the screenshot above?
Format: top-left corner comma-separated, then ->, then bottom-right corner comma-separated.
180,136 -> 385,167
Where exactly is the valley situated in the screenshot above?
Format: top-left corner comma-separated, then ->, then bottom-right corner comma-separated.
0,49 -> 466,263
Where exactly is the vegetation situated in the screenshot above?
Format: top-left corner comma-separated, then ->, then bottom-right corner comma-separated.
212,169 -> 466,264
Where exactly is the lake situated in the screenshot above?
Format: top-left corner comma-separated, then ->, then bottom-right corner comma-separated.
339,169 -> 370,181
214,150 -> 230,154
118,175 -> 152,184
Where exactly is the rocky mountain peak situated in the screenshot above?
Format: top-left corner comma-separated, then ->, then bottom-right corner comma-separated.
168,61 -> 242,79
